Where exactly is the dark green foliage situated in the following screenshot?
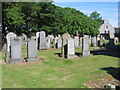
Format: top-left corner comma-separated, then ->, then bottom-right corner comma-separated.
3,2 -> 102,36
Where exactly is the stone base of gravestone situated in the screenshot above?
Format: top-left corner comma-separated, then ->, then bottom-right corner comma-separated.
82,51 -> 90,57
67,54 -> 76,59
26,58 -> 39,63
9,58 -> 23,64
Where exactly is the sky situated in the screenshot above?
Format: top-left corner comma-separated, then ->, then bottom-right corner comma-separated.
53,1 -> 119,27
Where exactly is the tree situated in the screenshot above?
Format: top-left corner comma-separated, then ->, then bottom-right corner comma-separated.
90,11 -> 103,24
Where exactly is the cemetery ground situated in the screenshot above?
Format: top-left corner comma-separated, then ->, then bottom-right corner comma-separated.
1,45 -> 119,88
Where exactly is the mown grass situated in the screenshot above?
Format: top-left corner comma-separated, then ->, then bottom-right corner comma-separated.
1,45 -> 119,88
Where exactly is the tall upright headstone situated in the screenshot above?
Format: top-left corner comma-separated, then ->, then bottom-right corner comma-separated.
99,35 -> 104,47
39,31 -> 47,50
36,32 -> 40,48
46,35 -> 51,48
89,35 -> 92,46
61,33 -> 71,58
67,38 -> 76,59
80,37 -> 83,48
6,32 -> 16,52
74,36 -> 79,48
91,36 -> 97,47
8,37 -> 23,64
53,36 -> 58,48
26,39 -> 39,62
82,35 -> 90,56
57,36 -> 62,48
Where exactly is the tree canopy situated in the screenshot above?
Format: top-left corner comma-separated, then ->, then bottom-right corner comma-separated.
3,2 -> 102,36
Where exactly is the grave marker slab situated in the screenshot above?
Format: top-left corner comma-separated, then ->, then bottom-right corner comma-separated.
26,39 -> 39,62
61,33 -> 71,58
82,35 -> 90,56
39,31 -> 47,50
67,38 -> 76,59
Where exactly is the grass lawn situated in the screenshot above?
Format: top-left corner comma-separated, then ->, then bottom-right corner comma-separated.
1,45 -> 119,88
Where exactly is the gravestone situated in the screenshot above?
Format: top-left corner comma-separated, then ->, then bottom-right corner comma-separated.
57,36 -> 62,48
39,31 -> 47,50
53,36 -> 58,48
89,35 -> 92,46
99,35 -> 104,47
36,32 -> 40,48
21,33 -> 27,41
80,37 -> 83,48
6,32 -> 17,52
91,36 -> 97,47
61,33 -> 71,58
46,35 -> 51,48
82,35 -> 90,56
114,37 -> 119,43
67,38 -> 76,59
8,37 -> 23,64
49,34 -> 54,43
26,39 -> 39,62
21,33 -> 27,45
74,36 -> 79,48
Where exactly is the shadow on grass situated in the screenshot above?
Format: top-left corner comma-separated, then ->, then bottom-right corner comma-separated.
90,49 -> 120,58
54,52 -> 81,58
100,67 -> 120,81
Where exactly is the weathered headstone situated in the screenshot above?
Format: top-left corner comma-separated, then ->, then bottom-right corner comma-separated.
74,36 -> 79,48
21,33 -> 27,45
67,38 -> 76,59
89,35 -> 92,46
80,37 -> 83,48
53,36 -> 58,48
99,35 -> 104,47
39,31 -> 47,50
57,36 -> 62,48
6,32 -> 17,52
26,39 -> 39,62
82,35 -> 90,56
46,35 -> 51,48
36,32 -> 40,48
61,33 -> 71,58
8,37 -> 23,64
91,36 -> 97,47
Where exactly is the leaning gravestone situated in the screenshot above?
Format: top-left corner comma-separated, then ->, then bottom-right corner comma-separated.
67,38 -> 76,59
6,32 -> 17,52
61,33 -> 71,58
82,35 -> 90,56
39,31 -> 47,50
57,36 -> 62,48
8,37 -> 23,64
26,39 -> 39,62
74,36 -> 79,48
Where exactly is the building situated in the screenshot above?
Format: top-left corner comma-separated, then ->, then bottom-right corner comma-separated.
99,19 -> 115,34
